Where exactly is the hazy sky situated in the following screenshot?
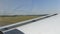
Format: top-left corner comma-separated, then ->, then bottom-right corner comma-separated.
0,0 -> 60,15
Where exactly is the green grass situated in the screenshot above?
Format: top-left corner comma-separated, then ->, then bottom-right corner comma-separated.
0,15 -> 40,26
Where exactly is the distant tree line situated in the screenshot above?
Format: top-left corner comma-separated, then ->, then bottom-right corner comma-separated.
0,14 -> 48,17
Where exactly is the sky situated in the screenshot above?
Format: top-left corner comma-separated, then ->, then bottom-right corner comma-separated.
0,0 -> 60,15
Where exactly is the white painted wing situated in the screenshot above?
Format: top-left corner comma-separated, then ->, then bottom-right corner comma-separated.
17,14 -> 60,34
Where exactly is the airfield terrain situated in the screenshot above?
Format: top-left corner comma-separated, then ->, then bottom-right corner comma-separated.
0,15 -> 40,26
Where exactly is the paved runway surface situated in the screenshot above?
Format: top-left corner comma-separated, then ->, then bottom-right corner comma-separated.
4,29 -> 24,34
16,14 -> 60,34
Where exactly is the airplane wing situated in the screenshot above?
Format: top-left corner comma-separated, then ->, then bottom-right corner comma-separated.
0,14 -> 58,34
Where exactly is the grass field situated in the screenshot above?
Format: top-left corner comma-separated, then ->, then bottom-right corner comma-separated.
0,15 -> 40,26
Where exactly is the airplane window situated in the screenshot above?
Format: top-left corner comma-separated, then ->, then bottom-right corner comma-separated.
0,0 -> 59,33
